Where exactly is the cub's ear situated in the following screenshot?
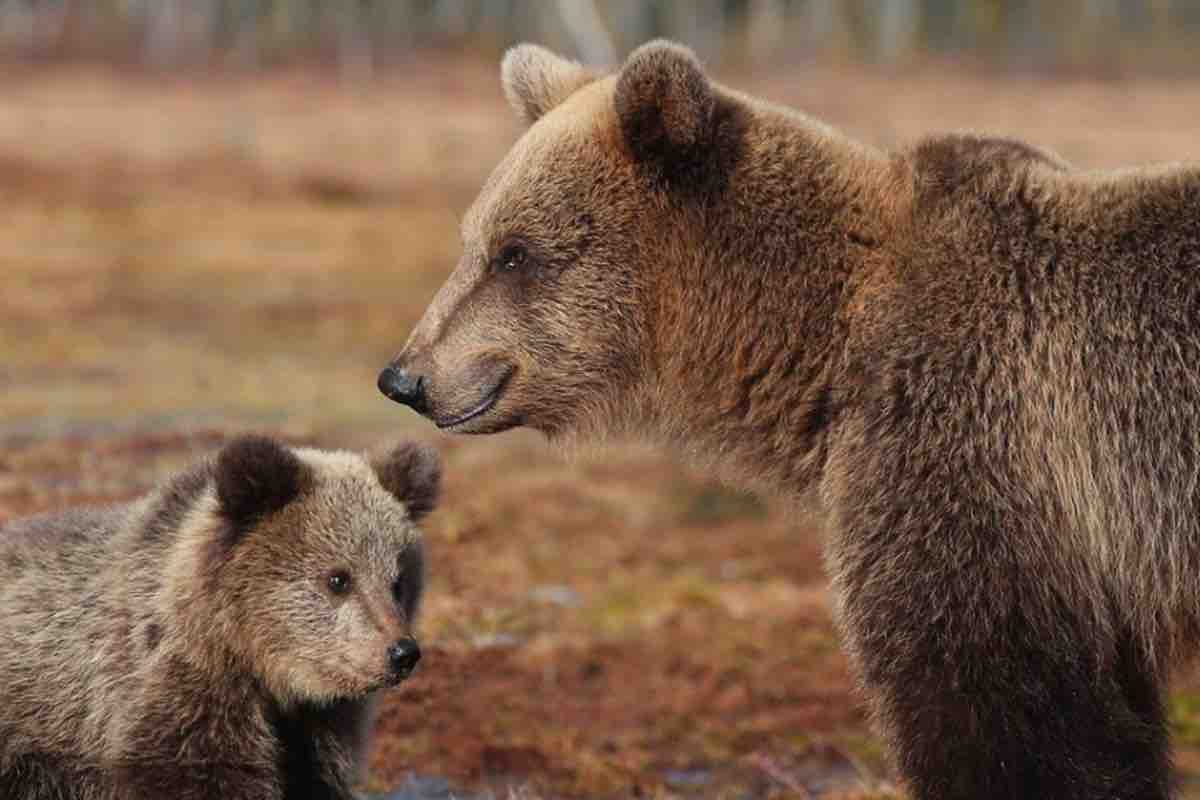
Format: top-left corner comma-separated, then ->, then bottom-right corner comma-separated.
614,40 -> 715,170
501,43 -> 596,125
371,441 -> 442,522
215,435 -> 309,532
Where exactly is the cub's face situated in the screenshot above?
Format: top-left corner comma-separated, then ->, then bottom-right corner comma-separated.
380,41 -> 721,441
210,436 -> 440,704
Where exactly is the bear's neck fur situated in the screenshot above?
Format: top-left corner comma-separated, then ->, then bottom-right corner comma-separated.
648,94 -> 909,497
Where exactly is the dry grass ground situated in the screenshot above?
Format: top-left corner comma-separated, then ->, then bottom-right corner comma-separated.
4,56 -> 1200,798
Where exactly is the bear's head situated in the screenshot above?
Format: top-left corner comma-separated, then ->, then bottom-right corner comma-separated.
196,435 -> 440,704
379,40 -> 744,443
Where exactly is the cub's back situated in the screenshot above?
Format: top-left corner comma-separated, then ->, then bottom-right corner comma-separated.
0,504 -> 137,758
0,505 -> 128,622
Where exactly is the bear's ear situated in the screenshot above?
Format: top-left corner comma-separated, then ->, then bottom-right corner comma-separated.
614,40 -> 715,170
371,441 -> 442,522
215,435 -> 309,533
501,43 -> 596,125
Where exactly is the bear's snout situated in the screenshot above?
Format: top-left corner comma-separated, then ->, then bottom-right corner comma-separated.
387,637 -> 421,679
377,365 -> 428,415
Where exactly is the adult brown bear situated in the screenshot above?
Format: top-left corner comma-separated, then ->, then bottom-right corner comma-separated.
379,40 -> 1200,800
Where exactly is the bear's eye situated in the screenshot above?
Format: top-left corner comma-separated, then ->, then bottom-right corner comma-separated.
327,570 -> 352,596
494,243 -> 527,273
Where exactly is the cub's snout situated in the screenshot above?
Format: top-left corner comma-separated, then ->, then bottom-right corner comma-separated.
387,637 -> 422,682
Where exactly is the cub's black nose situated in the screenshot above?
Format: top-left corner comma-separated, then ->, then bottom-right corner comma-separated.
378,365 -> 428,414
388,637 -> 421,676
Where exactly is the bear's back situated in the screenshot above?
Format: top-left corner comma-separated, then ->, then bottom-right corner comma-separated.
851,133 -> 1200,587
0,504 -> 130,616
1,504 -> 125,558
0,505 -> 137,760
905,132 -> 1200,263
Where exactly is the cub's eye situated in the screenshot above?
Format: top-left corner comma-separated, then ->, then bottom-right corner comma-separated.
327,570 -> 352,596
494,243 -> 527,273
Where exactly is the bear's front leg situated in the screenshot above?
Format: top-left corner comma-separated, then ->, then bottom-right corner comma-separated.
0,751 -> 107,800
290,696 -> 382,799
828,458 -> 1170,799
267,696 -> 384,799
113,668 -> 286,800
112,762 -> 283,800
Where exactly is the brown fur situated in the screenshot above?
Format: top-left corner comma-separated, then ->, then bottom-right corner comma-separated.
0,435 -> 439,800
381,40 -> 1200,799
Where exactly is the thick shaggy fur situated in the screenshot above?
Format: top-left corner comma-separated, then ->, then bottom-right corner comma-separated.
383,40 -> 1200,799
0,435 -> 439,800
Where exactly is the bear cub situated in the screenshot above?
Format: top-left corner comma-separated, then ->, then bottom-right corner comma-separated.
0,434 -> 440,800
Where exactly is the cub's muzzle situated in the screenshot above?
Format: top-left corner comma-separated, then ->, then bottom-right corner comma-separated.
387,637 -> 422,681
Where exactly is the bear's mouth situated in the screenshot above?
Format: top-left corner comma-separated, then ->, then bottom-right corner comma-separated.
435,368 -> 514,431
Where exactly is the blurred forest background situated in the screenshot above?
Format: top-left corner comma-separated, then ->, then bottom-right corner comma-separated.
4,0 -> 1200,75
6,2 -> 1200,799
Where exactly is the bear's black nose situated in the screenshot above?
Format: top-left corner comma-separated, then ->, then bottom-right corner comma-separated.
388,637 -> 421,676
378,366 -> 428,414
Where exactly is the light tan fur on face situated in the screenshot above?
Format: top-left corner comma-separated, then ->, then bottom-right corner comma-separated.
396,74 -> 651,437
225,449 -> 423,702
